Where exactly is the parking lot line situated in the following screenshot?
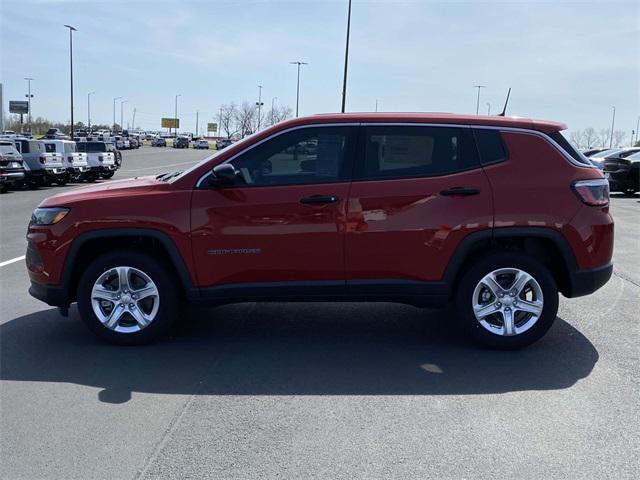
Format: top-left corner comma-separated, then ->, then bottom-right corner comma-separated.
0,255 -> 25,268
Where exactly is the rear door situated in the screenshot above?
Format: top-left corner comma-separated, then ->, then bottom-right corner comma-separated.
345,124 -> 493,293
190,125 -> 358,292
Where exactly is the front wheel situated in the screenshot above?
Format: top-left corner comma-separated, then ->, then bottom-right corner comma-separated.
77,251 -> 179,345
455,252 -> 559,349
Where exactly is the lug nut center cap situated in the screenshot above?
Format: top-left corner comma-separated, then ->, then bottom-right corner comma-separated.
502,296 -> 514,307
121,294 -> 132,304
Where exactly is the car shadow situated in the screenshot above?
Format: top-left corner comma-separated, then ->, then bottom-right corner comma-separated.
0,303 -> 598,403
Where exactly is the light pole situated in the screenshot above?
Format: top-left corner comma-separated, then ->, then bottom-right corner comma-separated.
120,100 -> 128,132
375,99 -> 378,112
112,97 -> 121,131
271,97 -> 278,124
87,91 -> 95,131
219,106 -> 223,139
341,0 -> 352,113
473,85 -> 486,115
195,110 -> 199,137
635,116 -> 640,146
486,102 -> 491,115
256,85 -> 264,130
24,77 -> 34,133
609,106 -> 616,148
64,25 -> 77,137
290,61 -> 307,117
174,94 -> 181,137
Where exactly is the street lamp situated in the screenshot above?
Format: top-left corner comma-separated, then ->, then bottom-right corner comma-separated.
120,100 -> 128,132
609,106 -> 616,148
473,85 -> 486,115
24,77 -> 34,133
87,91 -> 95,131
290,61 -> 307,117
64,25 -> 77,137
174,94 -> 181,137
341,0 -> 352,113
112,97 -> 121,132
256,85 -> 264,130
271,97 -> 278,124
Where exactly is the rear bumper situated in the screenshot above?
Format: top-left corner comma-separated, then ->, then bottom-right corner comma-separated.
565,262 -> 613,298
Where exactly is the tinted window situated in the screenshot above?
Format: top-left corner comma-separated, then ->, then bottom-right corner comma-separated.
229,126 -> 354,187
358,126 -> 479,179
77,142 -> 107,152
473,129 -> 508,164
549,132 -> 591,166
44,143 -> 56,153
64,143 -> 76,153
0,144 -> 19,154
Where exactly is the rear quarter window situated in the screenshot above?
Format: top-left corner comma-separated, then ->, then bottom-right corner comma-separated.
473,129 -> 508,165
549,132 -> 592,166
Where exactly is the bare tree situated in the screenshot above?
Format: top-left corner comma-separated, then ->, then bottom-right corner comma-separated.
234,101 -> 257,138
583,127 -> 597,149
612,130 -> 626,147
569,130 -> 584,149
264,104 -> 293,127
219,103 -> 238,138
598,129 -> 611,148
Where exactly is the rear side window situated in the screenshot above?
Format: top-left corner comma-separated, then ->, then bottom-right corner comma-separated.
357,126 -> 479,180
549,132 -> 591,166
473,129 -> 508,165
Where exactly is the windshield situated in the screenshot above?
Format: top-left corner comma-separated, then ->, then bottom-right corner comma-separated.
0,144 -> 19,154
625,151 -> 640,162
591,148 -> 621,159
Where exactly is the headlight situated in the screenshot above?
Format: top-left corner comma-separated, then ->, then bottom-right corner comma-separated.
31,207 -> 70,225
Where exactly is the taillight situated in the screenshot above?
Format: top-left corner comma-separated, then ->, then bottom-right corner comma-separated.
68,156 -> 74,163
98,155 -> 104,162
572,179 -> 609,206
39,156 -> 46,164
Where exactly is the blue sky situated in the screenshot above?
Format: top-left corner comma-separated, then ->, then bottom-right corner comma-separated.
1,0 -> 638,135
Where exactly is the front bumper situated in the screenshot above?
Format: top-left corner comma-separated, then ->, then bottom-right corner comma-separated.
565,262 -> 613,298
29,280 -> 68,307
0,170 -> 25,183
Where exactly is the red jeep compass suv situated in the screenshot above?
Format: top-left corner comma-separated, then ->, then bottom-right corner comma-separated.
26,113 -> 613,348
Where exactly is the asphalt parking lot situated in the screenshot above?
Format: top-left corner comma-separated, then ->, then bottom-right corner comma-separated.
1,147 -> 639,479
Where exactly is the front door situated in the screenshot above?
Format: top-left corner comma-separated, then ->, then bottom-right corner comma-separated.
190,125 -> 358,294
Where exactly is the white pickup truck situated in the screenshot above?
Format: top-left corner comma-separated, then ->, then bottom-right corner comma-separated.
12,137 -> 67,187
43,139 -> 90,182
76,141 -> 118,181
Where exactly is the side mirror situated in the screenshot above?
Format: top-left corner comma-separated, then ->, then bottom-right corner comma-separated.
210,163 -> 236,186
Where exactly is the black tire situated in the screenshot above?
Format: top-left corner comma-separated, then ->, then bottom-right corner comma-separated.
77,251 -> 180,345
55,174 -> 69,186
0,184 -> 7,193
454,251 -> 559,350
85,172 -> 99,182
100,171 -> 115,179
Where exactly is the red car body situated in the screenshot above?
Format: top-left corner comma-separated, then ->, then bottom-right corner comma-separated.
27,113 -> 613,312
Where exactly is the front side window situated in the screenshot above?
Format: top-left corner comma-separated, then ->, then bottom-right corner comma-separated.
228,126 -> 355,187
357,126 -> 479,180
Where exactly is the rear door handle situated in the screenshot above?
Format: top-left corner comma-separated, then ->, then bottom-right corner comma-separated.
300,195 -> 338,204
440,187 -> 480,197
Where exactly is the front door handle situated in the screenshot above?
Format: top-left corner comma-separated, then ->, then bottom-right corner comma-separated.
440,187 -> 480,197
300,195 -> 338,204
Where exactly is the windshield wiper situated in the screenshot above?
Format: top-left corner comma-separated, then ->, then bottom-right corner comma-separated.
157,171 -> 183,181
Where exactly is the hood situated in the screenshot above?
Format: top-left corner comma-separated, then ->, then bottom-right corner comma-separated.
40,176 -> 165,207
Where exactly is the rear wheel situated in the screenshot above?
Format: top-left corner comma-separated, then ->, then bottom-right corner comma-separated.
455,252 -> 559,349
55,174 -> 69,186
101,171 -> 115,179
77,251 -> 179,345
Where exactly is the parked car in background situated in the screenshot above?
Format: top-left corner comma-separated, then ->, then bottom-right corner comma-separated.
174,136 -> 190,149
194,138 -> 209,149
13,137 -> 66,186
216,138 -> 233,150
603,150 -> 640,194
43,139 -> 89,182
151,136 -> 166,147
105,142 -> 122,167
76,141 -> 118,181
0,141 -> 26,192
128,138 -> 139,149
582,148 -> 609,157
44,128 -> 66,139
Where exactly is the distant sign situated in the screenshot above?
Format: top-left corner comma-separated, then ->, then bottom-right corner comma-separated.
207,122 -> 218,132
161,118 -> 179,129
9,101 -> 29,114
